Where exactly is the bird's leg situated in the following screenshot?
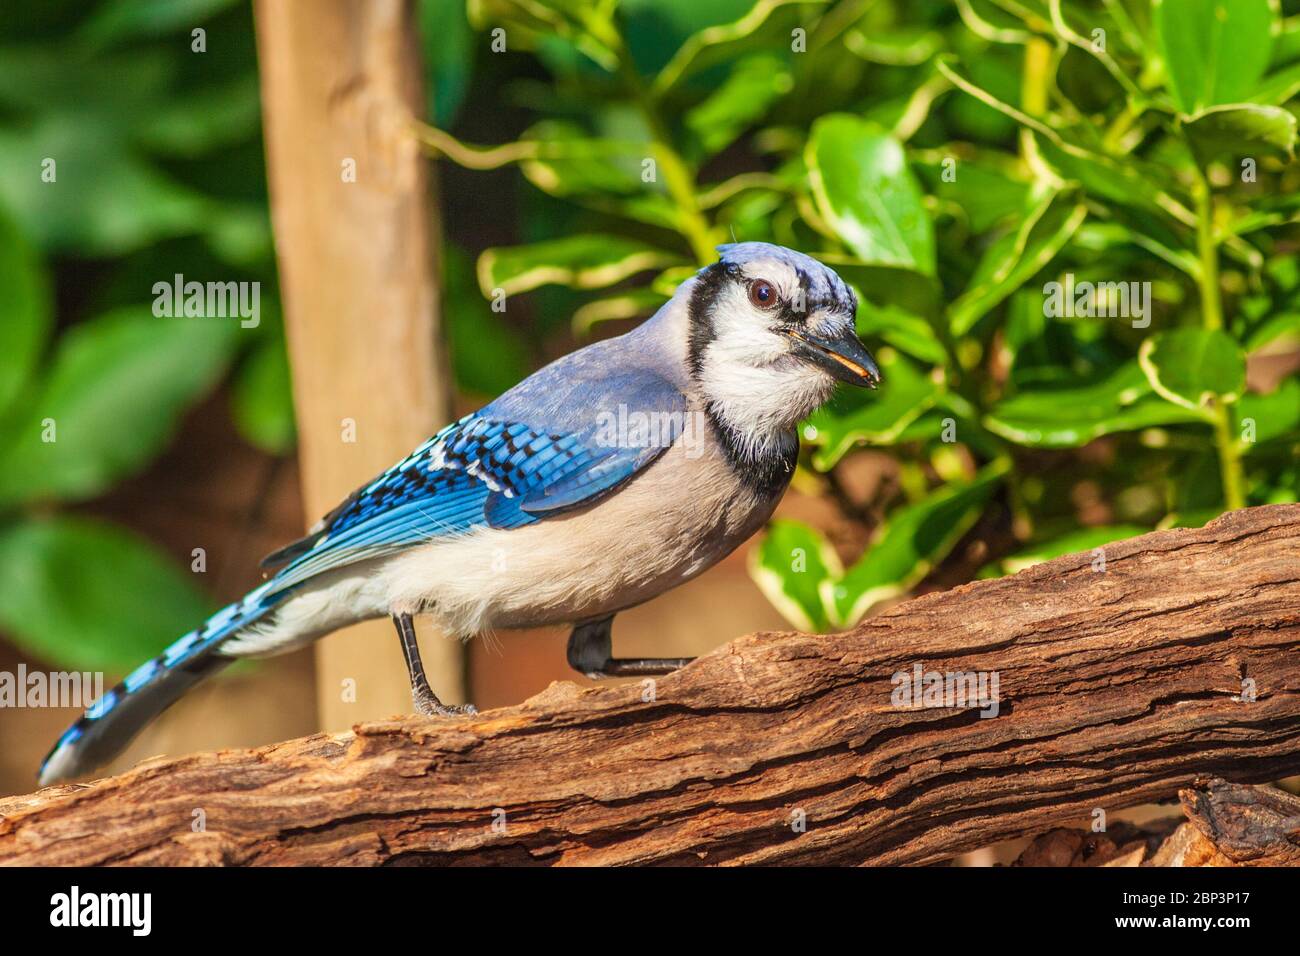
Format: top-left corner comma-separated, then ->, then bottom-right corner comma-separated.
566,616 -> 694,679
392,613 -> 477,717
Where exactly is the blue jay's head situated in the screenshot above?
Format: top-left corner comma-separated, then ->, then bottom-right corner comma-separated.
686,242 -> 880,442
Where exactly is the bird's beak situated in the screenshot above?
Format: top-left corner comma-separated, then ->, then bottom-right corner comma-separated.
784,326 -> 881,388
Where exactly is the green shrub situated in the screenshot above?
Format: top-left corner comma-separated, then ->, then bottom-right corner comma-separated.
425,0 -> 1300,630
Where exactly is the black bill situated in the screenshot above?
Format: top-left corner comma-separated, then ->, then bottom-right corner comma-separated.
784,327 -> 881,388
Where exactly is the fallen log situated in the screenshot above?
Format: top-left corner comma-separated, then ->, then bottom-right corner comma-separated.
2,504 -> 1298,866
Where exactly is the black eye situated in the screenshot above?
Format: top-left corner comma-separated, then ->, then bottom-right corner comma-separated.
748,278 -> 777,309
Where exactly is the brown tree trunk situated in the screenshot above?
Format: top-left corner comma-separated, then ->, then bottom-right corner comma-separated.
253,0 -> 465,727
2,505 -> 1298,866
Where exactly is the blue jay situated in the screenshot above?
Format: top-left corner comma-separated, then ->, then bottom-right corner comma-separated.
40,242 -> 879,784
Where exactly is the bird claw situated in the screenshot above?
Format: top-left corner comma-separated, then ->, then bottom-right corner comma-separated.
413,694 -> 477,718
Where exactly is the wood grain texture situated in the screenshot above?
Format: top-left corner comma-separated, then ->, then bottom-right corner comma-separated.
2,505 -> 1298,866
254,0 -> 465,724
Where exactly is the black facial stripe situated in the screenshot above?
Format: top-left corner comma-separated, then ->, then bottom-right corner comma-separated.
795,264 -> 856,316
687,261 -> 739,378
687,260 -> 857,368
778,294 -> 855,325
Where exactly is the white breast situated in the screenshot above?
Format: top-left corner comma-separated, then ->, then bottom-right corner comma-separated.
219,422 -> 781,660
378,437 -> 775,637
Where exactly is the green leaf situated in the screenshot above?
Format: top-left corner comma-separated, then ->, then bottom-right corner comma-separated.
477,236 -> 683,297
79,0 -> 239,46
419,0 -> 474,126
0,114 -> 211,256
467,0 -> 620,71
1154,0 -> 1276,114
845,27 -> 941,66
1183,103 -> 1298,161
805,348 -> 942,469
518,125 -> 633,199
915,150 -> 1032,234
1272,15 -> 1300,68
936,60 -> 1184,223
0,308 -> 237,504
517,122 -> 679,230
1162,508 -> 1227,529
685,54 -> 793,156
806,115 -> 935,276
1138,328 -> 1246,409
444,245 -> 531,395
985,361 -> 1206,447
572,288 -> 668,337
134,75 -> 262,157
652,266 -> 699,297
1072,221 -> 1201,279
1173,451 -> 1224,512
622,0 -> 759,75
231,335 -> 296,454
651,0 -> 823,96
748,520 -> 841,632
1245,311 -> 1300,351
1033,132 -> 1190,222
821,258 -> 942,319
828,462 -> 1007,626
0,515 -> 211,672
992,525 -> 1149,576
1249,61 -> 1300,105
854,303 -> 947,366
949,192 -> 1088,336
0,202 -> 51,416
1239,378 -> 1300,446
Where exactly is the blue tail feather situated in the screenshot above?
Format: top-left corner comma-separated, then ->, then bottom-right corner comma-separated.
39,583 -> 282,785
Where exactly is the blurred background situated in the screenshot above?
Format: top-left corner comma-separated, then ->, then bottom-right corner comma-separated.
0,0 -> 1297,864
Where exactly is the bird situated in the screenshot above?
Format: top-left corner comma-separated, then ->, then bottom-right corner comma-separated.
39,242 -> 880,785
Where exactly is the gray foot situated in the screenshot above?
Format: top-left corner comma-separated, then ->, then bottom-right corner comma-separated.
412,690 -> 477,718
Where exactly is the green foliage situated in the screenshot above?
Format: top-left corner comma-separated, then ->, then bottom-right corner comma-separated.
479,235 -> 685,296
749,519 -> 841,631
1139,328 -> 1245,409
984,523 -> 1149,576
1153,0 -> 1274,114
0,205 -> 51,415
231,333 -> 297,455
422,0 -> 1300,632
806,114 -> 935,274
0,1 -> 282,669
0,240 -> 227,668
444,245 -> 532,397
0,516 -> 212,672
0,307 -> 236,505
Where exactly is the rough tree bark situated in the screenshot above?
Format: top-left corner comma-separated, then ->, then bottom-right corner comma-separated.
254,0 -> 465,727
1,505 -> 1297,866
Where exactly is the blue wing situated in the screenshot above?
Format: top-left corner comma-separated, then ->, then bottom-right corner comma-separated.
261,368 -> 688,593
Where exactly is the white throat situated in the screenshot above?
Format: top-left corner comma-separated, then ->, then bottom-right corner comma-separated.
695,345 -> 834,461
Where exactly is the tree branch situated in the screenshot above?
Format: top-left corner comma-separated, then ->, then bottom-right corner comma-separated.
2,505 -> 1298,866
